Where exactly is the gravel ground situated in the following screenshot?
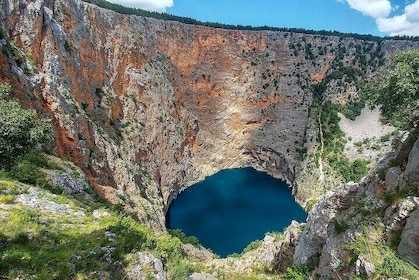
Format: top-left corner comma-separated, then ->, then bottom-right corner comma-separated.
339,107 -> 395,161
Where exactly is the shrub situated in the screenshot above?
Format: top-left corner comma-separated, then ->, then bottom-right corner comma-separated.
243,239 -> 262,253
383,185 -> 418,204
0,194 -> 14,204
169,229 -> 200,247
365,49 -> 419,129
167,260 -> 194,280
334,218 -> 349,234
380,133 -> 391,142
0,83 -> 53,169
9,155 -> 47,186
283,265 -> 309,280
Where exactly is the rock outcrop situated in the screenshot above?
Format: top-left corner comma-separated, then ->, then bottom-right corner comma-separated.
292,130 -> 419,278
125,252 -> 167,280
405,138 -> 419,186
398,207 -> 419,266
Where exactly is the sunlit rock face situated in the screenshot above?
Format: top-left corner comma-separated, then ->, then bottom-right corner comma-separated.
0,0 -> 418,226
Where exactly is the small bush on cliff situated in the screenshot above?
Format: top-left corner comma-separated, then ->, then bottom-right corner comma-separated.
169,228 -> 201,247
282,264 -> 309,280
0,83 -> 53,169
243,239 -> 263,253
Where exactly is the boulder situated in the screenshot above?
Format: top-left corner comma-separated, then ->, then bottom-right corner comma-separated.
46,172 -> 87,194
188,273 -> 217,280
398,207 -> 419,266
385,166 -> 403,193
385,196 -> 419,230
183,243 -> 213,262
355,256 -> 375,278
405,138 -> 419,186
271,221 -> 300,272
125,252 -> 167,280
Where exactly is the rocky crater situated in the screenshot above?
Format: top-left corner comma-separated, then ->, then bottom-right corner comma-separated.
1,0 -> 419,279
1,0 -> 418,229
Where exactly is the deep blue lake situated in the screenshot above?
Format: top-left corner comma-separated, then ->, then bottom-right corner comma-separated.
166,167 -> 307,257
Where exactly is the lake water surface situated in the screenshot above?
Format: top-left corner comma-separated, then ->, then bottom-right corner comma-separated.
166,167 -> 307,257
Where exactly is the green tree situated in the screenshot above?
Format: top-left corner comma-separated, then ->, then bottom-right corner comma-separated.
0,83 -> 53,169
365,49 -> 419,128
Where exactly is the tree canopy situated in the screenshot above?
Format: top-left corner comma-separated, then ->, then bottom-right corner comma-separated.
0,83 -> 53,169
365,49 -> 419,129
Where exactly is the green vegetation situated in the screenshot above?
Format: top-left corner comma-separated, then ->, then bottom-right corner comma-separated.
336,98 -> 365,121
312,67 -> 367,121
0,83 -> 53,170
331,178 -> 419,280
64,40 -> 73,53
316,101 -> 370,183
282,265 -> 309,280
0,194 -> 14,204
365,49 -> 419,129
383,185 -> 418,205
6,149 -> 66,194
346,224 -> 419,279
0,204 -> 194,279
242,239 -> 263,254
0,171 -> 197,279
169,229 -> 201,247
333,218 -> 349,235
0,82 -> 197,279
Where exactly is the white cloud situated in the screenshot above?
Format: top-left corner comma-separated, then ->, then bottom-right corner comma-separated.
107,0 -> 174,12
340,0 -> 419,36
377,0 -> 419,36
346,0 -> 392,18
405,0 -> 419,22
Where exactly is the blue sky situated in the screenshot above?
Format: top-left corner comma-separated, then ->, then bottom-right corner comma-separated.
107,0 -> 419,36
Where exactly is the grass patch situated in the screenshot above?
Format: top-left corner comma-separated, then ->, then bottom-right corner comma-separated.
3,149 -> 66,194
0,179 -> 28,196
380,133 -> 391,142
0,170 -> 195,280
0,203 -> 193,279
346,224 -> 419,279
282,264 -> 310,280
266,231 -> 285,242
0,194 -> 14,204
383,185 -> 418,205
306,198 -> 319,212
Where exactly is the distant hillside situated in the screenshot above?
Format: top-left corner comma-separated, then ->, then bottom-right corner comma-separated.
82,0 -> 419,41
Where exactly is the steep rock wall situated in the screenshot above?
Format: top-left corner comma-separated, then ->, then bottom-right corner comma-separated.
292,129 -> 419,278
1,0 -> 418,227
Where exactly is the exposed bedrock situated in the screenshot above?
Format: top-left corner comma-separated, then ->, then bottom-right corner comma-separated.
293,133 -> 419,277
1,0 -> 418,227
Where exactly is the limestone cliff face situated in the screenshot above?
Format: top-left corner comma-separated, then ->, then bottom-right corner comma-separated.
1,0 -> 418,227
292,129 -> 419,278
